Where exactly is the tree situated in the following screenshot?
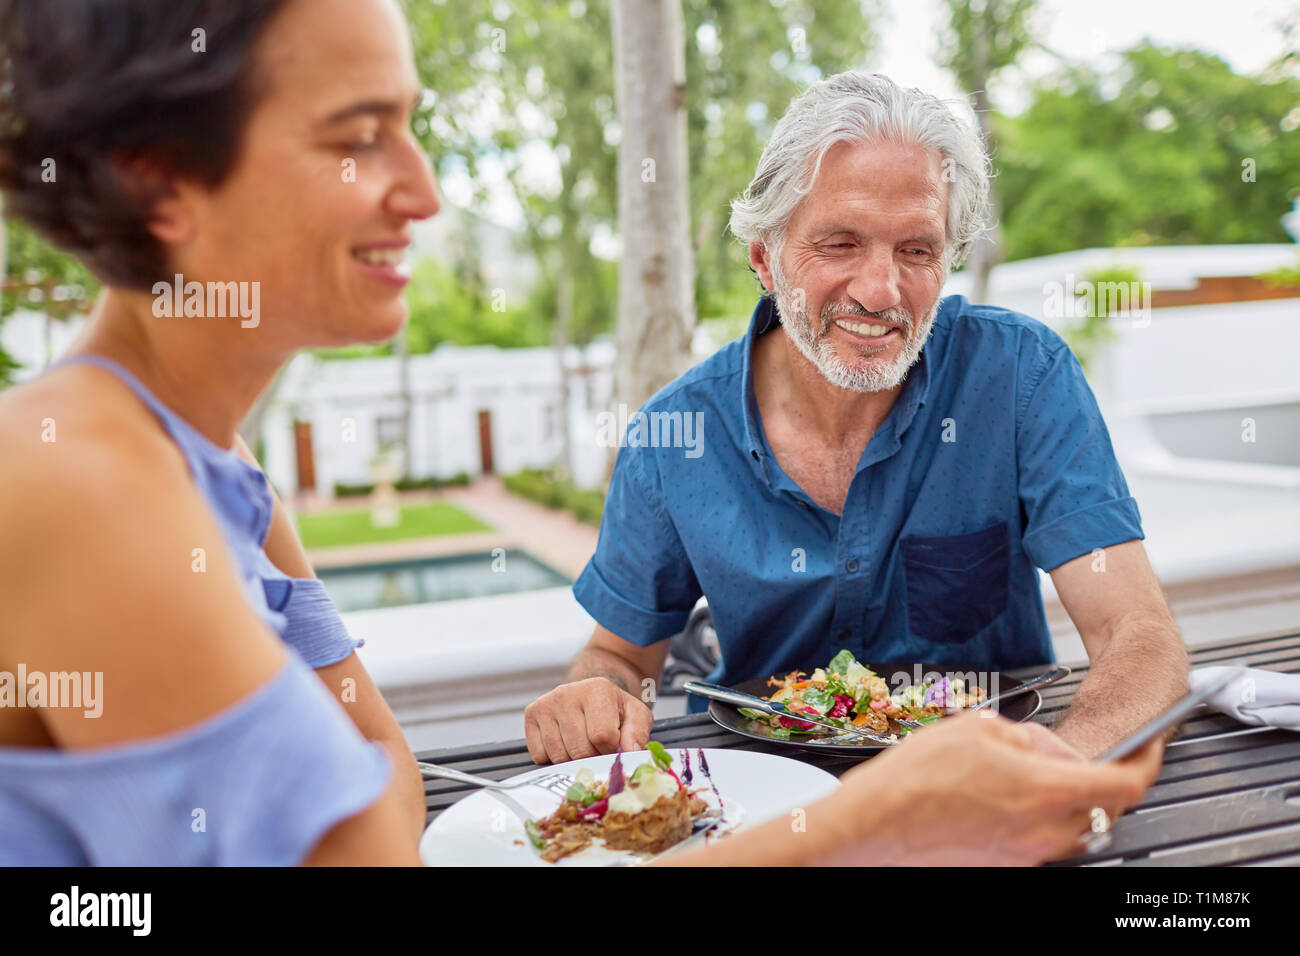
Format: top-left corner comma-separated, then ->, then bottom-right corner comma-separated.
682,0 -> 876,322
402,0 -> 878,359
402,0 -> 877,480
0,219 -> 99,388
996,44 -> 1300,260
611,0 -> 695,411
935,0 -> 1041,302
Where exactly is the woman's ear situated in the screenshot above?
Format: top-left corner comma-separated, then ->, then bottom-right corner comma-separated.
110,149 -> 195,246
146,191 -> 195,245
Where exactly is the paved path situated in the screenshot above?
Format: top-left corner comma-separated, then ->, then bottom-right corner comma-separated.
441,476 -> 598,579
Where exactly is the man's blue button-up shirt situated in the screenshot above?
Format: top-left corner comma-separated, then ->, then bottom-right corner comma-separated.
573,294 -> 1144,712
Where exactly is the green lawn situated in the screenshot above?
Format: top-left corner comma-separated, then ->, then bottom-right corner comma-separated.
296,500 -> 492,549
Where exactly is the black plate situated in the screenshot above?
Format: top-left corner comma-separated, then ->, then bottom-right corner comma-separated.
706,661 -> 1042,756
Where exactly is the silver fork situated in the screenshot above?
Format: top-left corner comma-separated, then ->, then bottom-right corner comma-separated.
418,761 -> 575,799
420,762 -> 576,844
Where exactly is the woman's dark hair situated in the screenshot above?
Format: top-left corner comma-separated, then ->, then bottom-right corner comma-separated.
0,0 -> 291,290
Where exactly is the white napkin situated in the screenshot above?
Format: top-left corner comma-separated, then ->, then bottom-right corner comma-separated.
1188,666 -> 1300,732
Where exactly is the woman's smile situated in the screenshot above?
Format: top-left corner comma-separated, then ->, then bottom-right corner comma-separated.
350,239 -> 413,288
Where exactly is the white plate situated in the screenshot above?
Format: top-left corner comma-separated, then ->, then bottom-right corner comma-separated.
419,748 -> 840,866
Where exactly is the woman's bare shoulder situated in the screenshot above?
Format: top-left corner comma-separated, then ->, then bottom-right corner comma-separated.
0,364 -> 286,749
0,363 -> 190,481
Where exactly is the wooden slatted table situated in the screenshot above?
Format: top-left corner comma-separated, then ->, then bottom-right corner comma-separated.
418,628 -> 1300,865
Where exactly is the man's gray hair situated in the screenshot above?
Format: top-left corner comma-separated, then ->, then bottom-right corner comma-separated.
729,71 -> 992,272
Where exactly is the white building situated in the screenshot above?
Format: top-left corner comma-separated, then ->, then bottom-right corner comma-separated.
261,341 -> 616,499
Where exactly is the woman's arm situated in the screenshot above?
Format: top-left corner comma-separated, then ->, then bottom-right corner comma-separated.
312,652 -> 428,841
233,435 -> 427,840
0,398 -> 418,864
660,714 -> 1164,867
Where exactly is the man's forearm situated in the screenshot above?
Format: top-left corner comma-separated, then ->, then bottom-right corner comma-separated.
564,646 -> 654,696
1053,613 -> 1190,759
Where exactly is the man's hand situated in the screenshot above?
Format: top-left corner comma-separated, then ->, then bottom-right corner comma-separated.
524,677 -> 655,764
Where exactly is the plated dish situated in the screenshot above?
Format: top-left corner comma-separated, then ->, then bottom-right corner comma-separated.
419,748 -> 840,866
525,742 -> 712,863
708,652 -> 1042,755
743,649 -> 989,739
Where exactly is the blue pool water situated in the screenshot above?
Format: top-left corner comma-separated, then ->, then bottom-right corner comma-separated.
317,551 -> 572,612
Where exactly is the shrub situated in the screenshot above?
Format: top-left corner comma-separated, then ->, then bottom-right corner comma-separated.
334,472 -> 477,498
503,468 -> 604,527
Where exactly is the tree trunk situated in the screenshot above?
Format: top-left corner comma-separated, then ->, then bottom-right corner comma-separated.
611,0 -> 695,414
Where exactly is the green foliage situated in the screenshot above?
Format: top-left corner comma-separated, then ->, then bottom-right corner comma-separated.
1257,258 -> 1300,287
2,219 -> 99,316
997,44 -> 1300,261
0,219 -> 101,388
314,258 -> 548,361
935,0 -> 1040,93
521,254 -> 618,349
503,467 -> 605,526
682,0 -> 878,319
0,346 -> 19,386
402,0 -> 877,340
333,472 -> 473,498
402,0 -> 620,346
404,258 -> 547,351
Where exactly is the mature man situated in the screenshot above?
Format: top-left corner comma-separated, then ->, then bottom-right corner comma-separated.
525,71 -> 1188,764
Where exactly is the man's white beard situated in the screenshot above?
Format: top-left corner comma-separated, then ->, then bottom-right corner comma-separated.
771,258 -> 937,393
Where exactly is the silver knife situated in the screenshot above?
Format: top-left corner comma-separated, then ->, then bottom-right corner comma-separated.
969,665 -> 1071,711
684,680 -> 898,746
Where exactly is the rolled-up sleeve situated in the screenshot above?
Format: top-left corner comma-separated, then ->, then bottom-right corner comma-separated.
572,445 -> 701,645
1016,343 -> 1143,571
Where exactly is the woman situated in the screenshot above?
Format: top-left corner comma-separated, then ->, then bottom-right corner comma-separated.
0,0 -> 1161,866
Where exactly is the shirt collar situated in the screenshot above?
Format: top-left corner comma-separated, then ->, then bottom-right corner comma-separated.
739,294 -> 934,481
740,296 -> 778,469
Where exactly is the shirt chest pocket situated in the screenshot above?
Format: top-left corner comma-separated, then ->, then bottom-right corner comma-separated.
901,522 -> 1009,645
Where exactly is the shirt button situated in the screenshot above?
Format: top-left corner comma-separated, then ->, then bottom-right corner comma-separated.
845,559 -> 860,573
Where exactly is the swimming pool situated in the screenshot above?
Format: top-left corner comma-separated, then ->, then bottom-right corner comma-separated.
317,551 -> 572,612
